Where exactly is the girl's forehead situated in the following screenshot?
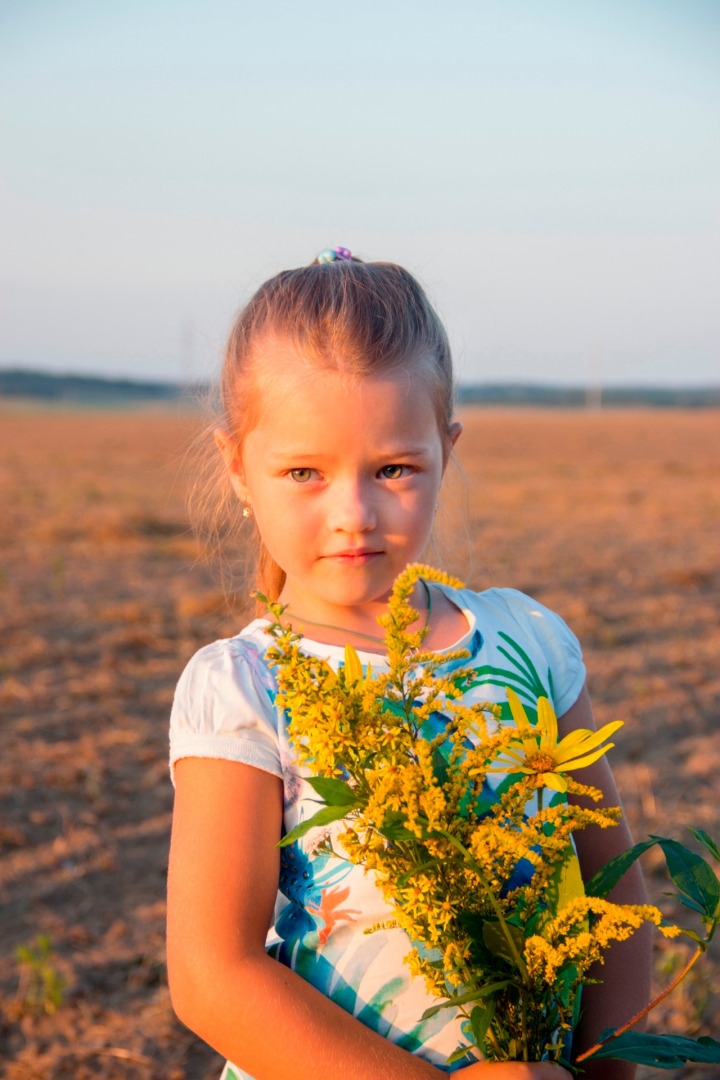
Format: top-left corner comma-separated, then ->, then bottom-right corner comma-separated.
249,334 -> 438,412
241,351 -> 445,459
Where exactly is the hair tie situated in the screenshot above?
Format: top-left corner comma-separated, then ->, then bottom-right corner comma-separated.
317,246 -> 352,264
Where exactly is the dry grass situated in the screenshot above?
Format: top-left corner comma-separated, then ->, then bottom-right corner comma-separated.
0,407 -> 718,1078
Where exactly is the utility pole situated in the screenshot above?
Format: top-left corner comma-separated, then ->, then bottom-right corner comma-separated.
180,319 -> 195,389
585,342 -> 603,410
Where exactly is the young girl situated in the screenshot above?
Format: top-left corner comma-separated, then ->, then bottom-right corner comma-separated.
167,250 -> 651,1080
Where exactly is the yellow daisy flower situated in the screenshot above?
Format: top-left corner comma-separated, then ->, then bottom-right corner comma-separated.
488,687 -> 623,793
343,643 -> 372,688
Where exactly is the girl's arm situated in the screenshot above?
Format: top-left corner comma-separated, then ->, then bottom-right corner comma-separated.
167,758 -> 569,1080
558,685 -> 653,1080
168,758 -> 440,1079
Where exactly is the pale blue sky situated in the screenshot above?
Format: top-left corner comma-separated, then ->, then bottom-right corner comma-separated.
1,0 -> 718,385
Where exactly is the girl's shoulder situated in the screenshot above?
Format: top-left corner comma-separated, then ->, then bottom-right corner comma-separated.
439,581 -> 575,632
174,619 -> 276,697
451,583 -> 573,628
438,583 -> 586,715
169,621 -> 283,781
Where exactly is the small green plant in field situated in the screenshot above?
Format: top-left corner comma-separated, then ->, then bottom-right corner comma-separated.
15,935 -> 65,1015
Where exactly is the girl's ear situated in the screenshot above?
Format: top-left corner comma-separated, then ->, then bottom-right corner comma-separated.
442,420 -> 463,468
214,427 -> 247,502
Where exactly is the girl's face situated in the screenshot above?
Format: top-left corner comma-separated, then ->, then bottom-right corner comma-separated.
219,336 -> 461,621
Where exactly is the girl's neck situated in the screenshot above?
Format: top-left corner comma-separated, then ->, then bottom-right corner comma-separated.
275,581 -> 430,652
269,580 -> 470,655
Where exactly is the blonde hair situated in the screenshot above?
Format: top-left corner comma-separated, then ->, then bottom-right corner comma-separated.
197,255 -> 456,608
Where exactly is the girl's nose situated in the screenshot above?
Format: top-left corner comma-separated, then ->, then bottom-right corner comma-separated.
326,480 -> 377,533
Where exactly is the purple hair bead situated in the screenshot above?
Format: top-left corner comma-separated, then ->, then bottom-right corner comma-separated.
317,246 -> 352,264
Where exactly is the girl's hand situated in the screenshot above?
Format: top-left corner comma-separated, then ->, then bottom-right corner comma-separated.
458,1064 -> 571,1079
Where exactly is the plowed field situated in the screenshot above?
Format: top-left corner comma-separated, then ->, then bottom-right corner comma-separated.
1,406 -> 718,1079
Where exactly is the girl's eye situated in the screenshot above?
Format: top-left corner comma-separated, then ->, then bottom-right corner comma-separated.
379,464 -> 408,480
289,468 -> 315,483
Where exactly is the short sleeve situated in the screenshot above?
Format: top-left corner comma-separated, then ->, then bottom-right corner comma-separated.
490,588 -> 586,716
169,637 -> 282,784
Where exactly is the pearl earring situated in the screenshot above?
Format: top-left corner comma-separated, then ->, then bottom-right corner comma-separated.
242,501 -> 253,519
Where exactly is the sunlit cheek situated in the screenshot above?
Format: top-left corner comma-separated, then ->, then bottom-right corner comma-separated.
388,490 -> 437,541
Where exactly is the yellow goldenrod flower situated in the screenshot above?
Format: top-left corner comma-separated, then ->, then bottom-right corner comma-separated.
524,898 -> 681,984
488,688 -> 624,793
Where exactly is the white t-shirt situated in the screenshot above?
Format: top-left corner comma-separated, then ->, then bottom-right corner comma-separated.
169,585 -> 586,1078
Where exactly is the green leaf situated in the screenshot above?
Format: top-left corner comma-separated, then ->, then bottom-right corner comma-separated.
420,981 -> 510,1020
277,805 -> 349,847
470,999 -> 496,1049
544,845 -> 585,921
455,910 -> 495,968
472,979 -> 511,998
689,827 -> 720,865
456,910 -> 486,941
668,893 -> 706,916
379,818 -> 421,842
674,927 -> 706,944
652,835 -> 720,919
584,839 -> 658,898
586,832 -> 720,917
482,920 -> 524,965
583,1029 -> 720,1066
431,747 -> 450,788
305,776 -> 357,807
445,1044 -> 475,1065
553,961 -> 581,1011
420,1002 -> 450,1021
397,859 -> 443,888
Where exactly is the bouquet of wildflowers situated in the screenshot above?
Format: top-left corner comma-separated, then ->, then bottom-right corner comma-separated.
264,565 -> 720,1071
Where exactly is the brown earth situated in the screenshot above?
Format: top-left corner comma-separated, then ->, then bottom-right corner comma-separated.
1,406 -> 718,1079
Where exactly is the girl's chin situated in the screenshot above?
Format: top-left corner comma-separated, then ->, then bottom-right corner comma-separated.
285,579 -> 395,613
282,556 -> 418,609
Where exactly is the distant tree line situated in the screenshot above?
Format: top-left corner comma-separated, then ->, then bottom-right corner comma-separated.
0,369 -> 181,402
457,383 -> 720,408
1,369 -> 718,408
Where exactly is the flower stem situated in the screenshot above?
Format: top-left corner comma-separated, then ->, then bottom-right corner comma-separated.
486,1023 -> 504,1060
438,829 -> 529,983
575,946 -> 704,1063
521,992 -> 529,1061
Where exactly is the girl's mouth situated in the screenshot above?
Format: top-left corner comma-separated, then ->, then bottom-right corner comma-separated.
324,549 -> 382,564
